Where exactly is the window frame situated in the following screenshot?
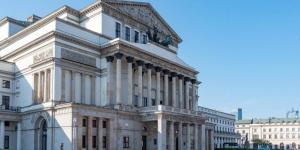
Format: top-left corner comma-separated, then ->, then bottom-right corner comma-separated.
134,30 -> 140,43
123,136 -> 130,148
4,135 -> 9,149
115,22 -> 121,38
125,25 -> 131,41
2,80 -> 10,89
142,34 -> 148,44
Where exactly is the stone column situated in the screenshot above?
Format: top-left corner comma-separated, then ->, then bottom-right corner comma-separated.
187,123 -> 191,150
38,71 -> 42,103
106,56 -> 114,105
146,63 -> 153,107
210,129 -> 214,150
163,69 -> 169,105
178,75 -> 184,109
115,53 -> 123,105
195,124 -> 198,150
171,72 -> 177,107
108,119 -> 116,150
157,114 -> 166,150
136,60 -> 144,107
97,118 -> 103,150
169,121 -> 175,150
43,70 -> 48,102
185,77 -> 191,110
81,74 -> 85,104
191,79 -> 197,111
71,71 -> 75,102
201,124 -> 206,150
0,121 -> 4,149
17,122 -> 21,150
155,67 -> 162,105
49,69 -> 53,101
126,56 -> 134,105
88,116 -> 93,150
178,122 -> 183,150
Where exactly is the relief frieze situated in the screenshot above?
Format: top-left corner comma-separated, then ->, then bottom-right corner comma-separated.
61,48 -> 96,67
33,49 -> 53,63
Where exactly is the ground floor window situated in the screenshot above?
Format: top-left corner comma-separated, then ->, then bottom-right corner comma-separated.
92,136 -> 97,148
123,136 -> 130,148
103,136 -> 107,148
82,135 -> 86,148
4,136 -> 9,149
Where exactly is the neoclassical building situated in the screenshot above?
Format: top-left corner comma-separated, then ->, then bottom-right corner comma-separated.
236,118 -> 300,149
198,106 -> 240,148
0,0 -> 214,150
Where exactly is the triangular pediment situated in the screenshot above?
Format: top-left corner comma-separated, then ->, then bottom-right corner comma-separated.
103,0 -> 182,43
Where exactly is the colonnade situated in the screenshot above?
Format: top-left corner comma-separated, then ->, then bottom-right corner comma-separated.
106,53 -> 199,110
157,116 -> 213,150
33,69 -> 52,103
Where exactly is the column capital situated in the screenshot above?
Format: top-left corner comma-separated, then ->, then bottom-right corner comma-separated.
114,52 -> 123,59
145,63 -> 153,69
126,56 -> 134,63
163,69 -> 170,75
136,60 -> 144,66
106,56 -> 114,62
155,66 -> 162,72
171,72 -> 177,77
177,74 -> 184,79
184,77 -> 191,82
191,79 -> 197,84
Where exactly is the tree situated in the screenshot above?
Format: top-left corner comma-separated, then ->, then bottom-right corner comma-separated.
252,139 -> 271,146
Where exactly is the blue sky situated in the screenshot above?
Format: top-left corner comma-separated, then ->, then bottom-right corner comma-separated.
1,0 -> 300,119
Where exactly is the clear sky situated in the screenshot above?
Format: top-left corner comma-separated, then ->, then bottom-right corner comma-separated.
1,0 -> 299,119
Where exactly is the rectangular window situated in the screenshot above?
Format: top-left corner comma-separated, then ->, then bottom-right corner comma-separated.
2,96 -> 10,110
134,95 -> 138,107
4,136 -> 9,149
82,118 -> 87,127
143,97 -> 148,107
123,136 -> 129,148
103,120 -> 107,128
154,138 -> 157,145
92,120 -> 97,128
142,34 -> 148,44
2,80 -> 10,89
115,22 -> 121,38
4,121 -> 9,127
82,135 -> 86,148
125,26 -> 131,41
92,136 -> 97,148
103,136 -> 107,148
134,31 -> 139,43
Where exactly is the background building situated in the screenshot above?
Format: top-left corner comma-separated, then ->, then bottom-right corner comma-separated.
0,0 -> 214,150
238,108 -> 243,121
236,116 -> 300,149
198,106 -> 240,148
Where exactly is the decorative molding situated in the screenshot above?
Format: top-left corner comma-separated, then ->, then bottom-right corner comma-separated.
61,48 -> 96,67
33,49 -> 53,64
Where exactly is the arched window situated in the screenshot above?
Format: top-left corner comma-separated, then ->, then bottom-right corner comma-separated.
35,118 -> 47,150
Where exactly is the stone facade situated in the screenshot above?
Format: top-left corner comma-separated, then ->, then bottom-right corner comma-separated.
198,106 -> 241,148
0,0 -> 214,150
236,118 -> 300,150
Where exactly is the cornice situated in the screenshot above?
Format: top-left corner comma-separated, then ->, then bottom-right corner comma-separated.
0,17 -> 30,27
100,40 -> 198,77
0,6 -> 78,48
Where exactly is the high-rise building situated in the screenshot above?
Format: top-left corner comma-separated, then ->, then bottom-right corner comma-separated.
238,108 -> 243,120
